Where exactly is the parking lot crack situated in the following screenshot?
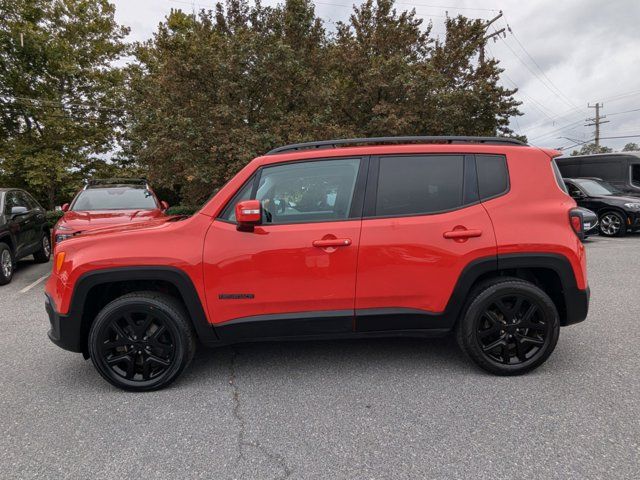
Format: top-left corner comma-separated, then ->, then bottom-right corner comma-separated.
228,347 -> 293,480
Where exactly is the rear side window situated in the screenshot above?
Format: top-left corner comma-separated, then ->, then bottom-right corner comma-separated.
476,155 -> 509,199
375,155 -> 464,216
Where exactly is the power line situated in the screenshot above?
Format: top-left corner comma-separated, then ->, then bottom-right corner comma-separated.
503,17 -> 582,113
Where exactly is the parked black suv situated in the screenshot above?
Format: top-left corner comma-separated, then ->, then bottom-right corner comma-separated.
556,152 -> 640,196
0,189 -> 51,284
564,178 -> 640,236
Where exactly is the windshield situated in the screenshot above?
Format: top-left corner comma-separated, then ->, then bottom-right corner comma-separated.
574,179 -> 622,196
72,187 -> 157,211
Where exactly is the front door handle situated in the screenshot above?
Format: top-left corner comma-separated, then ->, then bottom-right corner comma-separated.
312,238 -> 352,248
443,229 -> 482,240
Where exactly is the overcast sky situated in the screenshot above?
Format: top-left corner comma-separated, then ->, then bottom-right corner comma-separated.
112,0 -> 640,151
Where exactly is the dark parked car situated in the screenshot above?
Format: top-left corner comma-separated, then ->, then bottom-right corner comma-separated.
575,207 -> 598,237
564,178 -> 640,236
0,189 -> 51,285
556,152 -> 640,196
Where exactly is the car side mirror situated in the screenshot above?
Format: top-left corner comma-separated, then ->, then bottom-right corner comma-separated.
572,191 -> 585,199
235,200 -> 262,231
61,203 -> 70,212
10,206 -> 28,218
161,201 -> 169,211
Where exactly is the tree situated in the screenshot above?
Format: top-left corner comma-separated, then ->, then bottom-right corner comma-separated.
571,143 -> 613,156
622,142 -> 639,152
0,0 -> 129,208
123,0 -> 522,205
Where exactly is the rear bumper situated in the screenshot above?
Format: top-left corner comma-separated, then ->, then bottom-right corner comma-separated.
563,285 -> 590,326
46,294 -> 83,353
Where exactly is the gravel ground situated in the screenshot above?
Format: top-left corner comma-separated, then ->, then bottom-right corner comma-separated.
0,236 -> 639,479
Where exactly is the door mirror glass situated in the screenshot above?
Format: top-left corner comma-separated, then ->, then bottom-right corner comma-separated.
11,206 -> 28,217
61,203 -> 70,212
235,200 -> 262,230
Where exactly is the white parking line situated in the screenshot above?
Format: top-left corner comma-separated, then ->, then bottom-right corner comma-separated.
19,274 -> 49,294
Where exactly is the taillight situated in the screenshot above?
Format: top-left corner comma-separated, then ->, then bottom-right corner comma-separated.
569,209 -> 585,241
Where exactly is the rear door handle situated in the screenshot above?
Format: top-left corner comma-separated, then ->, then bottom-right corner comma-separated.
443,229 -> 482,239
312,238 -> 352,248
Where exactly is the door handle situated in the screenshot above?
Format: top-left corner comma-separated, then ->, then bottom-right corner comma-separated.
312,238 -> 352,248
443,229 -> 482,239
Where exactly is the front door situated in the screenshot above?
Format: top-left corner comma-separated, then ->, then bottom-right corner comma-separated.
203,157 -> 366,340
4,191 -> 33,256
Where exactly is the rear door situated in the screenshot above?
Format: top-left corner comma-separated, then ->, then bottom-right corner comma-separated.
354,154 -> 497,331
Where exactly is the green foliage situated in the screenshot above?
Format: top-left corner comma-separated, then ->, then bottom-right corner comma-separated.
571,143 -> 613,156
45,210 -> 64,228
622,142 -> 639,152
123,0 -> 522,204
166,205 -> 199,216
0,0 -> 129,208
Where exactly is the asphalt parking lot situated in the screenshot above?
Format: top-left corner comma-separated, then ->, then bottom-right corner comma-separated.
1,236 -> 639,480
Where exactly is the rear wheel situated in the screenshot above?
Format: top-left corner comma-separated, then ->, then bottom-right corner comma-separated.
0,242 -> 14,285
456,278 -> 560,375
88,291 -> 196,391
33,234 -> 51,263
599,211 -> 626,237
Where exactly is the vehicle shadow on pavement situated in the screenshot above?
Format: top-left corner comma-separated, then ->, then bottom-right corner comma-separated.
185,335 -> 476,384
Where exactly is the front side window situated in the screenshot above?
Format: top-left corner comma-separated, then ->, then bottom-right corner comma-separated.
256,159 -> 360,224
221,159 -> 361,224
4,192 -> 29,214
565,182 -> 583,198
72,187 -> 158,211
375,155 -> 464,216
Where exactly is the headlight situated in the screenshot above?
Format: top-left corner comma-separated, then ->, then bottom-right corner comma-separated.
56,224 -> 72,231
55,234 -> 74,243
624,203 -> 640,210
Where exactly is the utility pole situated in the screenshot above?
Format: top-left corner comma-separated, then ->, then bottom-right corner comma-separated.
479,11 -> 505,66
585,103 -> 609,147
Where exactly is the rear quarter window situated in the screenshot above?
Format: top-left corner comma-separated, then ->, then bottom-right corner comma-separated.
476,155 -> 509,200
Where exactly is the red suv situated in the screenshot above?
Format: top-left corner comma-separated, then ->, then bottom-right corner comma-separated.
52,178 -> 169,245
45,137 -> 590,391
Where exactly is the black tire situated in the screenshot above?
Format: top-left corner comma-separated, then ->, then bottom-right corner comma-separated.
599,211 -> 627,237
33,233 -> 51,263
0,242 -> 14,285
88,291 -> 196,391
456,278 -> 560,376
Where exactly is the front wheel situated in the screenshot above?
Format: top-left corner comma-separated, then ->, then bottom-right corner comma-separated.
88,291 -> 196,391
33,234 -> 51,263
456,278 -> 560,376
0,242 -> 14,285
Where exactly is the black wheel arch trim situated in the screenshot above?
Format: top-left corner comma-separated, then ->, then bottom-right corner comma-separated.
48,266 -> 218,353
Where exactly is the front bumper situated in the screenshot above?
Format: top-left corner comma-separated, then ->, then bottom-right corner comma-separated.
46,294 -> 83,353
563,286 -> 590,326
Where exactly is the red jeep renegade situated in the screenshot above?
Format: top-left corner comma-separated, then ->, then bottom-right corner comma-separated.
45,137 -> 589,391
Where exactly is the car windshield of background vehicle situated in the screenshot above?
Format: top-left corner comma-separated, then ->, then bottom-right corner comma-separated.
72,187 -> 157,211
574,179 -> 622,196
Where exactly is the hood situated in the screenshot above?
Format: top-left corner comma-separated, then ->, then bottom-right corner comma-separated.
76,215 -> 186,238
58,209 -> 166,231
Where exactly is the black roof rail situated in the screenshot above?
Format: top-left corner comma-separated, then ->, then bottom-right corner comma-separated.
266,136 -> 527,155
85,178 -> 148,188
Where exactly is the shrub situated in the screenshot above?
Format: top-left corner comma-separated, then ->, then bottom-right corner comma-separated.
166,205 -> 199,216
46,211 -> 64,228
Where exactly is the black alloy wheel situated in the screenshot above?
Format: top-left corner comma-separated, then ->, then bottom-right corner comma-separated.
88,292 -> 196,391
457,278 -> 560,375
476,294 -> 551,365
